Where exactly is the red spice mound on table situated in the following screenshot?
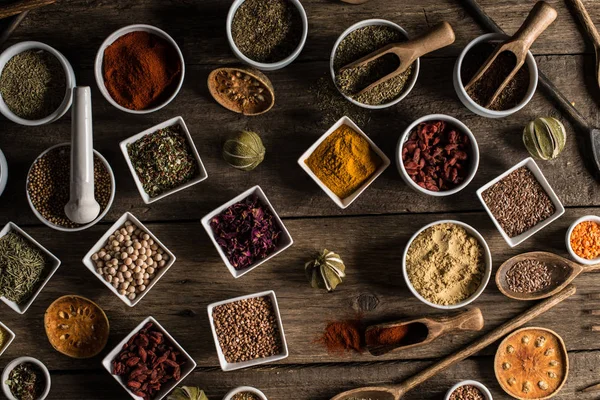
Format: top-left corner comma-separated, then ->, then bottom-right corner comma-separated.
402,120 -> 471,192
318,319 -> 363,354
102,31 -> 182,110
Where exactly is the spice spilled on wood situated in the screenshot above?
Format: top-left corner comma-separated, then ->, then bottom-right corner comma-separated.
318,319 -> 363,354
334,25 -> 414,105
127,124 -> 199,199
481,166 -> 555,238
506,259 -> 554,294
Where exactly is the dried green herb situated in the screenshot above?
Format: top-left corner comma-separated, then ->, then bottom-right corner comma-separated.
0,49 -> 66,119
333,25 -> 414,105
167,386 -> 208,400
231,0 -> 302,63
5,362 -> 44,400
309,75 -> 370,128
127,124 -> 199,198
0,232 -> 46,304
231,392 -> 261,400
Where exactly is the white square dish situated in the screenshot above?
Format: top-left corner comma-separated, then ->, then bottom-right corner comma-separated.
0,222 -> 61,314
120,116 -> 208,204
476,157 -> 565,247
200,186 -> 293,279
82,212 -> 176,307
0,321 -> 15,356
101,316 -> 196,400
297,116 -> 390,209
207,290 -> 288,371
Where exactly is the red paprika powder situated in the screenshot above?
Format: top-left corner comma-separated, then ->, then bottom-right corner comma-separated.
102,31 -> 182,110
365,325 -> 409,347
318,319 -> 363,354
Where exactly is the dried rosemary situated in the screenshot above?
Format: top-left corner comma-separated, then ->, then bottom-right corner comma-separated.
127,124 -> 199,198
0,232 -> 47,304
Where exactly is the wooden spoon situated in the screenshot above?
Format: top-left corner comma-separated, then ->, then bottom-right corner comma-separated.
366,307 -> 484,356
339,21 -> 455,97
496,251 -> 600,301
330,285 -> 576,400
567,0 -> 600,90
464,1 -> 557,108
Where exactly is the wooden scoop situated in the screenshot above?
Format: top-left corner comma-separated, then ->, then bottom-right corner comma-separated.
366,307 -> 484,356
339,21 -> 455,97
496,251 -> 600,301
464,1 -> 557,108
330,285 -> 576,400
567,0 -> 600,90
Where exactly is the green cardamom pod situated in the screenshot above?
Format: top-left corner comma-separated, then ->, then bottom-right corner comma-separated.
523,117 -> 566,160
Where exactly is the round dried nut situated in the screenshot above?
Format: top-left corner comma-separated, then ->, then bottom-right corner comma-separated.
522,335 -> 530,344
538,381 -> 549,390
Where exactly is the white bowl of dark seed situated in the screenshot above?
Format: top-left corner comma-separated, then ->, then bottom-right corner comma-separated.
227,0 -> 308,71
26,143 -> 116,232
0,41 -> 75,126
445,380 -> 492,400
330,19 -> 420,109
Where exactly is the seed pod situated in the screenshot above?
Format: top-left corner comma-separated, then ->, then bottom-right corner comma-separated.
523,117 -> 566,160
222,131 -> 265,171
208,66 -> 274,116
305,249 -> 346,292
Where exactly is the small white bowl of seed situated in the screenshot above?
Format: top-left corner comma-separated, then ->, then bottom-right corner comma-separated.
330,19 -> 420,110
207,290 -> 288,371
445,380 -> 492,400
82,212 -> 176,307
223,386 -> 268,400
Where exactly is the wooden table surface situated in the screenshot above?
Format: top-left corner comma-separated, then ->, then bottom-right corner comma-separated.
1,0 -> 600,399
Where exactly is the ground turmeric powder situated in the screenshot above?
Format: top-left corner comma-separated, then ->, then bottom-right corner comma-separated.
305,125 -> 382,199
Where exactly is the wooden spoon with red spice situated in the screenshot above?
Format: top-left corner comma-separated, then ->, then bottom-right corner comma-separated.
365,307 -> 484,356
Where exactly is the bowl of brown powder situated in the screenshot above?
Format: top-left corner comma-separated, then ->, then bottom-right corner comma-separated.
402,220 -> 492,309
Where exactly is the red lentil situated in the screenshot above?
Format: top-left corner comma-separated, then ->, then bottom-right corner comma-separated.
570,220 -> 600,260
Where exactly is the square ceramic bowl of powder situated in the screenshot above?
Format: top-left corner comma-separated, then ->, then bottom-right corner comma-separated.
402,220 -> 492,310
0,321 -> 15,356
297,116 -> 390,209
476,157 -> 564,247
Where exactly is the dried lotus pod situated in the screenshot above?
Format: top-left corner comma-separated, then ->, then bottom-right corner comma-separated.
495,327 -> 568,400
523,117 -> 567,160
44,295 -> 109,358
208,66 -> 274,116
305,249 -> 346,292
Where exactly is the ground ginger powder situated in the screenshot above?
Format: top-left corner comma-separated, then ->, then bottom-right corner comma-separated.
406,223 -> 485,306
305,125 -> 382,199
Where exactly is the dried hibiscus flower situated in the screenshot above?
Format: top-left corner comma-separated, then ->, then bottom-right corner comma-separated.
210,195 -> 282,270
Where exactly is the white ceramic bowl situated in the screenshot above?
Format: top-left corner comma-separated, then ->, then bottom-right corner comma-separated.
445,380 -> 493,400
120,116 -> 208,204
0,321 -> 15,356
207,290 -> 288,371
453,33 -> 538,118
26,143 -> 116,232
477,157 -> 565,247
0,148 -> 7,196
396,114 -> 479,196
0,41 -> 75,126
82,212 -> 177,307
1,356 -> 51,400
298,116 -> 391,208
402,220 -> 492,310
201,185 -> 293,279
102,316 -> 196,400
226,0 -> 308,71
223,386 -> 268,400
95,24 -> 185,114
0,222 -> 61,314
566,215 -> 600,265
330,19 -> 420,110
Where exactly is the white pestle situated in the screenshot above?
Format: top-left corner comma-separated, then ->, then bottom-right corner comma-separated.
64,87 -> 100,225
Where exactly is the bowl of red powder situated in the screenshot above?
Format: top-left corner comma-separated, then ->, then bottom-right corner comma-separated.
95,24 -> 184,114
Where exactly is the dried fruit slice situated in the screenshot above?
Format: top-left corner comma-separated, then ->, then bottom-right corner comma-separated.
44,295 -> 109,358
495,327 -> 568,400
207,66 -> 274,116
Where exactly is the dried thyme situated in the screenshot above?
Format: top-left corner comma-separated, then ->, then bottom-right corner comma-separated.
127,124 -> 199,198
0,49 -> 66,119
0,232 -> 47,305
309,75 -> 370,127
231,0 -> 302,63
333,25 -> 414,105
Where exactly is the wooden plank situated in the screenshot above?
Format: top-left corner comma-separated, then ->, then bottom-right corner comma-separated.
0,55 -> 598,222
23,350 -> 600,399
0,208 -> 598,371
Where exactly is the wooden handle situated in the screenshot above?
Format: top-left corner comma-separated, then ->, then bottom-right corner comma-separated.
408,21 -> 456,60
0,11 -> 28,48
568,0 -> 600,48
390,285 -> 576,396
512,1 -> 558,50
436,307 -> 484,333
0,0 -> 56,19
581,263 -> 600,273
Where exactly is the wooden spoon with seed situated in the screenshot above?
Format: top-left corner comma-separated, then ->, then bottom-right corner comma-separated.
496,251 -> 600,301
